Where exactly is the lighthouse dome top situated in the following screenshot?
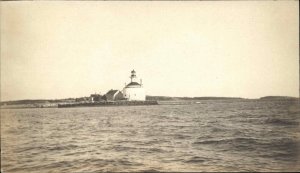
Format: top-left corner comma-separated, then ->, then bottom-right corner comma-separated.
125,82 -> 141,88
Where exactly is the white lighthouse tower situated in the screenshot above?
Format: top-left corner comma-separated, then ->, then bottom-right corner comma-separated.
123,70 -> 145,101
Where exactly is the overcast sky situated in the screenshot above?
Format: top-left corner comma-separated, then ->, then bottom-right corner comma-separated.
1,1 -> 299,101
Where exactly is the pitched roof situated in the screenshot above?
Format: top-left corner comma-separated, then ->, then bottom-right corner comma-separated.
105,90 -> 119,96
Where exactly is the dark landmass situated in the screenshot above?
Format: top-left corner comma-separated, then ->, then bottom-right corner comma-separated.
0,98 -> 75,106
259,96 -> 299,101
1,95 -> 298,108
1,96 -> 243,106
146,96 -> 244,101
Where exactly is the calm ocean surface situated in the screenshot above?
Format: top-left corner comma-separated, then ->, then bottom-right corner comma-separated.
1,100 -> 299,172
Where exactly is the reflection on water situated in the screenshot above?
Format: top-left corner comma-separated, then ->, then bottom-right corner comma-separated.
1,100 -> 299,172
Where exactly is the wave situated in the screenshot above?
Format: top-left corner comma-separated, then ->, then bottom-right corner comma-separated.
184,156 -> 207,163
264,118 -> 299,126
193,137 -> 266,152
193,137 -> 260,145
44,144 -> 80,151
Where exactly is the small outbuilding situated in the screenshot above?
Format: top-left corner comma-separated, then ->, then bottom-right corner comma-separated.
75,97 -> 90,102
90,94 -> 103,102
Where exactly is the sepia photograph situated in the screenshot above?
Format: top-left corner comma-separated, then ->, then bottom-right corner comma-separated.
0,1 -> 299,172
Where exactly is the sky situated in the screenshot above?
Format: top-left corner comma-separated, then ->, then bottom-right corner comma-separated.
1,1 -> 299,101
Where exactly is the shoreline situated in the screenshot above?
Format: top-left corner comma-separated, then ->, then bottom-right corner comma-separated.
1,98 -> 299,109
58,100 -> 158,108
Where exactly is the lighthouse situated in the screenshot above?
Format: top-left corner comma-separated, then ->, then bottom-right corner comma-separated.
123,70 -> 145,101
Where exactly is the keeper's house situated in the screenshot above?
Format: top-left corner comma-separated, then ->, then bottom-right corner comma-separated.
103,90 -> 123,101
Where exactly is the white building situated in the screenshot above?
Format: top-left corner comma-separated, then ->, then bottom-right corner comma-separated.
123,70 -> 145,101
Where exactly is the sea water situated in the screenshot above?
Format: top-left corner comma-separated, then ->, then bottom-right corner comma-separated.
1,100 -> 299,172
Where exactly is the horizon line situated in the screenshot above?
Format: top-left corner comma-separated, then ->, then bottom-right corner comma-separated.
1,95 -> 299,102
